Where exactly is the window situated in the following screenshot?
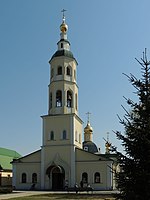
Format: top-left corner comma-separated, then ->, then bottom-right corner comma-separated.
94,172 -> 100,183
67,91 -> 72,107
79,133 -> 81,143
74,69 -> 76,80
61,43 -> 63,48
75,93 -> 78,110
22,173 -> 27,183
82,172 -> 88,183
51,68 -> 54,78
67,66 -> 71,76
63,130 -> 67,140
50,131 -> 54,140
50,93 -> 52,109
75,131 -> 78,141
57,66 -> 62,75
84,146 -> 88,151
32,173 -> 37,183
56,90 -> 62,107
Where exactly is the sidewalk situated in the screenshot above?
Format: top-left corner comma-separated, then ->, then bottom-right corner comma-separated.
0,191 -> 51,199
0,190 -> 118,199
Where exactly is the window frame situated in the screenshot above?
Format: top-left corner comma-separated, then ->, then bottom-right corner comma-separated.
21,173 -> 27,183
67,90 -> 72,108
32,173 -> 37,184
57,66 -> 62,75
62,130 -> 67,140
94,172 -> 101,183
50,131 -> 54,140
56,90 -> 62,107
82,172 -> 88,183
49,93 -> 52,109
51,68 -> 54,78
67,66 -> 71,76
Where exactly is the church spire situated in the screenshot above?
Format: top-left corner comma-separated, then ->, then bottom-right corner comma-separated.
60,9 -> 68,32
55,9 -> 70,52
60,9 -> 68,40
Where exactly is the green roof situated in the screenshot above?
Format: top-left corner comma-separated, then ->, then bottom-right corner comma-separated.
50,50 -> 75,62
0,147 -> 21,170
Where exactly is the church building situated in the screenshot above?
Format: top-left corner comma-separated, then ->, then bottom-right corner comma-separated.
12,13 -> 117,191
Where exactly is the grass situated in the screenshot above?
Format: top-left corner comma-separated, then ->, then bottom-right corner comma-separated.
6,193 -> 116,200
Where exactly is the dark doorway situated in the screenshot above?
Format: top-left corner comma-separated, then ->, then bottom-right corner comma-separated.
51,166 -> 65,190
52,172 -> 64,190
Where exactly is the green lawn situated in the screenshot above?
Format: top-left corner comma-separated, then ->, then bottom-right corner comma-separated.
8,193 -> 116,200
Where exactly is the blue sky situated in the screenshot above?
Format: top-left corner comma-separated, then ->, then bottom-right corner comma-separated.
0,0 -> 150,156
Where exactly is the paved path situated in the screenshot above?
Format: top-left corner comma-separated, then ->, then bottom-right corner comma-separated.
0,190 -> 118,199
0,191 -> 51,199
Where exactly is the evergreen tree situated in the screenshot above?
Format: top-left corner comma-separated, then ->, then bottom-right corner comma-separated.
114,49 -> 150,200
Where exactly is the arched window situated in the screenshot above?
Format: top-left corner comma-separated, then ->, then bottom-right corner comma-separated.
56,90 -> 62,107
63,130 -> 67,140
75,93 -> 78,110
61,43 -> 63,48
50,93 -> 52,109
79,133 -> 81,143
67,66 -> 71,76
67,91 -> 72,107
82,172 -> 88,183
74,69 -> 76,80
22,173 -> 27,183
50,131 -> 54,140
57,66 -> 62,75
75,131 -> 78,141
94,172 -> 100,183
32,173 -> 37,183
51,68 -> 54,78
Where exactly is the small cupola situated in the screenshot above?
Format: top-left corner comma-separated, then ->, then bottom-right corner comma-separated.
83,112 -> 93,142
83,112 -> 98,154
84,122 -> 93,134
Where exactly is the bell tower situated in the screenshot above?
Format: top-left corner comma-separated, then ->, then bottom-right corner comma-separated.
48,10 -> 78,115
41,11 -> 83,190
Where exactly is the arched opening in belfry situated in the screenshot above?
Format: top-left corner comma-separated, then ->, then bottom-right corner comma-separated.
56,90 -> 62,107
67,66 -> 71,76
49,93 -> 52,109
67,91 -> 72,108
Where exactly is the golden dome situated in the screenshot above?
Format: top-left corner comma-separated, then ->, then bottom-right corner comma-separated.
84,122 -> 93,133
60,22 -> 68,33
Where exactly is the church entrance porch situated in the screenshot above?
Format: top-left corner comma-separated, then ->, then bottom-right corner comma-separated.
46,165 -> 65,191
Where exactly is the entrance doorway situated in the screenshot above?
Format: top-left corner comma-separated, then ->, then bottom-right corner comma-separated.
52,166 -> 64,190
46,165 -> 65,191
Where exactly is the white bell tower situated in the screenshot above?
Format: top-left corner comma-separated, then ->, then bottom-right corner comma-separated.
48,10 -> 78,116
41,11 -> 83,190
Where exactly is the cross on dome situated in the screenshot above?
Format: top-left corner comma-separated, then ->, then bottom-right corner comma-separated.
61,9 -> 67,23
86,112 -> 91,123
60,9 -> 68,33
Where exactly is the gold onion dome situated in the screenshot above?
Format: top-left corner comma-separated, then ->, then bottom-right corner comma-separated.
84,122 -> 93,133
60,18 -> 68,33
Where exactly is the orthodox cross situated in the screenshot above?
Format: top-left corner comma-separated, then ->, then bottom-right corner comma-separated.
61,9 -> 67,19
86,112 -> 91,123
